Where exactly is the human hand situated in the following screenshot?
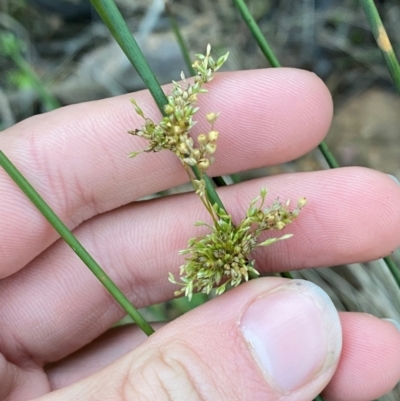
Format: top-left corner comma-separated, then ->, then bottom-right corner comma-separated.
1,69 -> 399,401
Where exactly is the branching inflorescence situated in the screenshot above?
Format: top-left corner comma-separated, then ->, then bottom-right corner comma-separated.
128,44 -> 227,172
129,45 -> 306,300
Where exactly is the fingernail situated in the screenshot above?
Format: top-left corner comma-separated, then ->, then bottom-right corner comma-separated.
382,318 -> 400,332
240,280 -> 342,393
388,174 -> 400,185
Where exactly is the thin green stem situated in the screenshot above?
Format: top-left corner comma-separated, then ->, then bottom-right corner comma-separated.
187,167 -> 218,225
233,0 -> 400,296
212,176 -> 228,187
384,256 -> 400,288
165,1 -> 195,77
230,7 -> 392,400
232,0 -> 303,282
318,142 -> 340,169
279,271 -> 294,279
89,0 -> 167,111
192,165 -> 225,211
232,0 -> 281,68
90,0 -> 226,212
232,0 -> 339,170
0,150 -> 154,336
360,0 -> 400,94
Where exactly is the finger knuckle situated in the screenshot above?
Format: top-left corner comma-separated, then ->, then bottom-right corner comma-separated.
123,341 -> 218,401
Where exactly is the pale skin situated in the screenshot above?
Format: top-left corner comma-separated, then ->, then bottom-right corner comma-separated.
0,68 -> 400,401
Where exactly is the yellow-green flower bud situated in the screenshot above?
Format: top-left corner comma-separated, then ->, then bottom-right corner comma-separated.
188,94 -> 198,103
183,157 -> 197,166
164,104 -> 174,115
205,143 -> 217,154
185,139 -> 194,151
198,158 -> 210,170
206,112 -> 219,123
276,221 -> 286,230
173,125 -> 183,135
298,197 -> 307,208
177,142 -> 189,154
179,119 -> 189,128
198,133 -> 207,145
208,130 -> 219,141
192,149 -> 201,160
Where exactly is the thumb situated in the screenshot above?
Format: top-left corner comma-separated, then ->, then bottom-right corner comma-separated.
36,278 -> 342,401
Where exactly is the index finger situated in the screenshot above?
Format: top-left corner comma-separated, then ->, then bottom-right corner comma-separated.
0,68 -> 332,278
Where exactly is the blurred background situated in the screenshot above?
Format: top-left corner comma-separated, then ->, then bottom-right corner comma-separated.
1,1 -> 399,398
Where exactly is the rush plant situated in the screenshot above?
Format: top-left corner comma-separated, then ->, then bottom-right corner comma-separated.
129,46 -> 306,300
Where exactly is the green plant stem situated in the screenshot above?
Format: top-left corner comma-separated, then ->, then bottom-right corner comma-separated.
318,142 -> 340,169
232,3 -> 396,400
90,0 -> 227,211
90,0 -> 167,112
165,1 -> 195,77
192,166 -> 226,211
233,0 -> 339,170
232,0 -> 281,67
384,256 -> 400,288
232,0 -> 400,296
279,271 -> 293,279
360,0 -> 400,94
232,0 -> 305,281
212,176 -> 228,187
0,150 -> 154,336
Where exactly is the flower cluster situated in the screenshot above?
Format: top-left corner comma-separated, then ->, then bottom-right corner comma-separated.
169,186 -> 306,300
127,45 -> 306,300
128,45 -> 229,171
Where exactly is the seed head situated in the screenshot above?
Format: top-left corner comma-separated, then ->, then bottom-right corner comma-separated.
170,188 -> 305,299
128,45 -> 228,172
